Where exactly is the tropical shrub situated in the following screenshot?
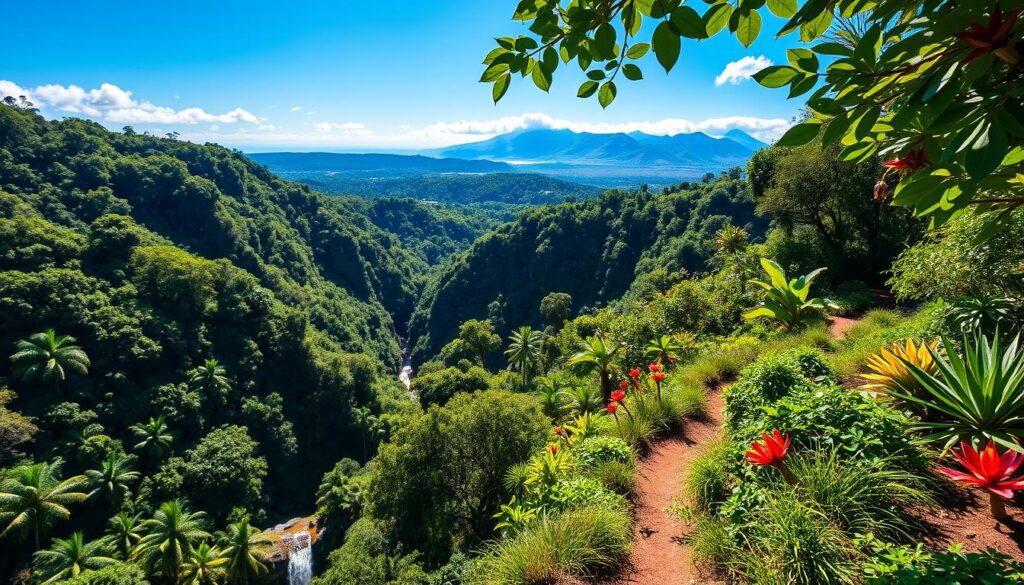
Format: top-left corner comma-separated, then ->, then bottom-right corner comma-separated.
944,295 -> 1022,337
413,365 -> 492,407
884,333 -> 1024,450
59,562 -> 150,585
571,436 -> 632,468
744,258 -> 833,331
780,346 -> 836,382
725,353 -> 812,427
861,538 -> 1024,584
471,506 -> 631,585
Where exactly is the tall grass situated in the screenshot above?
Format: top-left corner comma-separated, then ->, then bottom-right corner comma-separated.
682,437 -> 731,512
472,506 -> 631,585
741,490 -> 860,585
788,449 -> 934,541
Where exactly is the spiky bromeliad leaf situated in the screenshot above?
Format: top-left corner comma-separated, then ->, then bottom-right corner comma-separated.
884,333 -> 1024,452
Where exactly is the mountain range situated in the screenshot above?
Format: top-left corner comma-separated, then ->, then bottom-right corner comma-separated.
434,127 -> 767,167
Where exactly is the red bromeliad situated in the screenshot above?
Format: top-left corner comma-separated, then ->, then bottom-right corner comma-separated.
883,149 -> 930,175
745,430 -> 796,484
939,441 -> 1024,521
610,389 -> 626,402
651,370 -> 666,402
606,401 -> 621,433
630,368 -> 641,379
955,4 -> 1022,64
648,363 -> 663,373
547,443 -> 559,456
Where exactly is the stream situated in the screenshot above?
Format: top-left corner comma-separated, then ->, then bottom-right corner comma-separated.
398,337 -> 413,390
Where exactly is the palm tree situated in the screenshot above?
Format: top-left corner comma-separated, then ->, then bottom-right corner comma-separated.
188,358 -> 231,398
0,460 -> 88,548
32,531 -> 116,584
85,454 -> 141,508
505,326 -> 544,390
59,422 -> 111,466
567,335 -> 623,402
9,329 -> 90,391
217,518 -> 271,584
130,416 -> 173,460
102,511 -> 145,559
178,542 -> 227,585
134,501 -> 210,583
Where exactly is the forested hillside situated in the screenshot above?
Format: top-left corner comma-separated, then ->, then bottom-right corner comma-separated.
408,173 -> 768,362
341,197 -> 513,265
0,105 -> 427,556
282,171 -> 601,205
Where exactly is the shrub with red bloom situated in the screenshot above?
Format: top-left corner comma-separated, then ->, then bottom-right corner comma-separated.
939,440 -> 1024,521
745,430 -> 796,484
554,426 -> 565,437
629,368 -> 641,379
547,444 -> 558,455
955,4 -> 1022,64
619,380 -> 629,390
606,402 -> 618,414
611,389 -> 626,402
648,363 -> 662,373
651,372 -> 666,383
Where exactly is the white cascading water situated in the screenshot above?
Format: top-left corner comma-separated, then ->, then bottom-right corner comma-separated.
287,531 -> 313,585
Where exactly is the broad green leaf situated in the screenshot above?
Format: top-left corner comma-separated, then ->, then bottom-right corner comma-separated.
799,9 -> 833,42
854,106 -> 881,140
820,113 -> 853,145
753,65 -> 799,88
598,80 -> 617,108
735,9 -> 761,48
787,48 -> 819,72
767,0 -> 797,17
623,64 -> 644,80
652,21 -> 681,72
670,6 -> 707,39
531,63 -> 552,92
480,62 -> 510,82
965,122 -> 1009,179
595,23 -> 617,59
703,3 -> 733,36
587,69 -> 606,80
776,120 -> 822,147
492,74 -> 511,103
626,43 -> 651,59
577,80 -> 599,98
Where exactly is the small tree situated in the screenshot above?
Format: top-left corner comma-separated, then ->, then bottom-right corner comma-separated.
505,326 -> 545,391
539,292 -> 573,330
458,319 -> 501,368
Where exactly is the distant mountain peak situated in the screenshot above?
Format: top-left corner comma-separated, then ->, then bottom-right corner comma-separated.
722,129 -> 768,151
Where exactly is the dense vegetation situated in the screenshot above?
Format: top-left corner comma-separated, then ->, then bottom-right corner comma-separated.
273,171 -> 601,206
408,172 -> 770,362
4,68 -> 1024,584
0,104 -> 429,583
342,198 -> 512,265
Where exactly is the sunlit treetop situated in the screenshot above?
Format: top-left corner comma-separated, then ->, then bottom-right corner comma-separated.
483,0 -> 1024,231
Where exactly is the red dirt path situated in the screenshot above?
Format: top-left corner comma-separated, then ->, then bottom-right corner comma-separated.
602,390 -> 726,585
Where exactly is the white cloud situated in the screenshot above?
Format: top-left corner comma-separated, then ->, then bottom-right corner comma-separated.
715,56 -> 773,86
289,106 -> 303,112
2,80 -> 259,125
312,121 -> 371,136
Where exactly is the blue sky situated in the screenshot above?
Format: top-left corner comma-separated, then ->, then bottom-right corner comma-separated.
2,0 -> 805,150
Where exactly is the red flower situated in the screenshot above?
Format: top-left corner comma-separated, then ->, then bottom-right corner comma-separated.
648,363 -> 662,373
955,4 -> 1022,63
651,372 -> 666,383
606,402 -> 618,414
629,368 -> 641,379
547,444 -> 558,455
939,441 -> 1024,500
554,426 -> 565,436
611,389 -> 626,402
883,149 -> 929,175
619,380 -> 629,390
745,430 -> 791,467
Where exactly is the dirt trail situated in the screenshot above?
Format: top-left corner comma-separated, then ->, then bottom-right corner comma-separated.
603,390 -> 726,585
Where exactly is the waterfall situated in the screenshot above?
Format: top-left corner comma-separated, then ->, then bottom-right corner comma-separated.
287,531 -> 313,585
